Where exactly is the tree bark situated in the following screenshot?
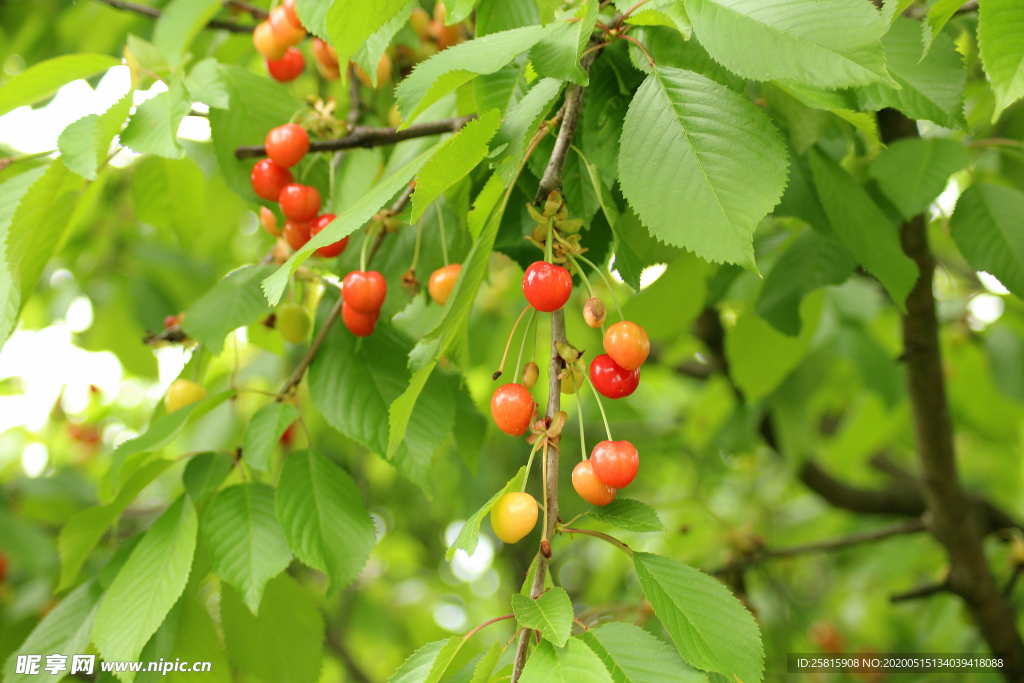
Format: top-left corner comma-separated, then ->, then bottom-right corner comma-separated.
880,108 -> 1024,679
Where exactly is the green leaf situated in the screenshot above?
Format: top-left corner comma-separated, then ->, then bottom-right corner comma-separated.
949,183 -> 1024,298
127,34 -> 172,80
164,591 -> 231,683
625,1 -> 692,39
0,160 -> 84,345
520,639 -> 613,683
618,66 -> 788,267
773,81 -> 881,150
182,452 -> 234,505
57,459 -> 173,591
182,265 -> 276,355
209,65 -> 302,199
327,0 -> 411,81
684,0 -> 894,89
184,57 -> 230,109
204,483 -> 292,614
491,78 -> 564,185
274,450 -> 376,591
621,253 -> 708,342
449,0 -> 482,24
242,403 -> 300,472
446,466 -> 527,560
58,93 -> 132,180
581,622 -> 707,683
0,54 -> 121,117
132,156 -> 205,239
808,147 -> 919,309
120,78 -> 192,159
221,574 -> 324,683
921,0 -> 962,58
477,0 -> 541,35
726,293 -> 823,402
511,587 -> 573,647
582,45 -> 644,182
93,495 -> 198,671
152,0 -> 223,67
882,0 -> 914,25
412,110 -> 503,221
628,26 -> 743,91
453,385 -> 487,475
294,0 -> 329,38
388,637 -> 465,683
309,292 -> 455,489
354,1 -> 416,87
857,17 -> 968,131
633,552 -> 764,683
869,138 -> 969,220
2,580 -> 104,683
264,142 -> 443,305
530,1 -> 599,85
756,229 -> 856,336
586,498 -> 665,533
979,0 -> 1024,121
468,172 -> 506,240
536,0 -> 560,24
396,24 -> 556,126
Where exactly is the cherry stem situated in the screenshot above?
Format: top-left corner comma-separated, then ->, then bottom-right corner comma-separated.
619,34 -> 655,67
575,254 -> 624,321
544,218 -> 554,264
505,627 -> 527,651
359,221 -> 379,273
558,526 -> 633,557
327,151 -> 337,210
571,370 -> 586,461
521,439 -> 543,493
576,360 -> 613,441
436,202 -> 449,266
566,254 -> 596,299
513,309 -> 538,385
495,304 -> 533,378
617,0 -> 653,28
410,217 -> 423,272
462,614 -> 515,642
574,617 -> 590,632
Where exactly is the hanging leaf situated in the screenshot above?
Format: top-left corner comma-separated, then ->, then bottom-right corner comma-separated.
585,498 -> 665,533
519,639 -> 613,683
580,622 -> 707,683
511,587 -> 574,647
58,93 -> 133,180
530,1 -> 599,85
949,183 -> 1024,299
869,137 -> 969,219
241,402 -> 300,472
182,265 -> 276,355
0,54 -> 120,117
978,0 -> 1024,122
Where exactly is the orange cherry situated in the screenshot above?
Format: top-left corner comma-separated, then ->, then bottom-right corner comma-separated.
428,263 -> 461,305
603,321 -> 650,371
490,383 -> 535,436
572,460 -> 616,506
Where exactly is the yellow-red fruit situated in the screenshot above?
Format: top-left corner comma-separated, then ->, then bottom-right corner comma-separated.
281,0 -> 303,28
433,0 -> 447,23
410,7 -> 432,41
433,21 -> 462,50
490,492 -> 538,543
521,361 -> 539,389
387,104 -> 403,128
560,366 -> 585,394
428,263 -> 461,305
603,320 -> 650,371
572,460 -> 616,506
354,53 -> 392,87
583,297 -> 606,328
490,383 -> 535,436
269,5 -> 306,47
312,38 -> 340,79
260,207 -> 281,237
165,379 -> 207,413
253,21 -> 288,61
277,303 -> 311,344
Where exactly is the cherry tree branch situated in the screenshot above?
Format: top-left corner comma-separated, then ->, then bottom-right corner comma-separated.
91,0 -> 257,32
235,116 -> 477,159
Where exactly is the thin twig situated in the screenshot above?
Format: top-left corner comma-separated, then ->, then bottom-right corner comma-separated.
91,0 -> 256,32
235,116 -> 477,159
277,295 -> 341,398
891,582 -> 950,603
224,0 -> 267,19
559,526 -> 633,557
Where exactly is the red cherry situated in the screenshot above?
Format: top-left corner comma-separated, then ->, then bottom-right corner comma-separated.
310,214 -> 348,258
490,383 -> 535,436
590,440 -> 639,489
265,123 -> 309,168
572,460 -> 616,506
163,314 -> 178,329
278,183 -> 321,222
250,158 -> 294,201
279,422 -> 295,446
342,271 -> 387,314
522,261 -> 573,312
342,301 -> 378,337
283,220 -> 311,250
589,353 -> 639,399
267,47 -> 305,82
281,0 -> 303,28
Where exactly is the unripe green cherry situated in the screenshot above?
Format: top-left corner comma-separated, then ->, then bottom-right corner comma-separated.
165,379 -> 207,413
277,303 -> 311,344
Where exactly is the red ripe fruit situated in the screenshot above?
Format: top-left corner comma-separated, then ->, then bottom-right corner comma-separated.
267,47 -> 305,82
310,214 -> 349,258
342,271 -> 387,314
522,261 -> 572,312
265,123 -> 309,168
163,314 -> 179,329
283,220 -> 311,250
572,460 -> 616,506
278,183 -> 321,222
589,353 -> 639,399
250,158 -> 293,201
281,0 -> 303,28
590,440 -> 639,489
490,383 -> 535,436
342,301 -> 379,337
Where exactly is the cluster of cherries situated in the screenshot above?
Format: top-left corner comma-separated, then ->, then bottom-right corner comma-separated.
488,258 -> 651,545
251,0 -> 307,82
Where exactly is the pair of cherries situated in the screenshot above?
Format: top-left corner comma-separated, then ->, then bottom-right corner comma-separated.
590,320 -> 650,399
341,271 -> 386,337
572,440 -> 639,506
253,0 -> 306,83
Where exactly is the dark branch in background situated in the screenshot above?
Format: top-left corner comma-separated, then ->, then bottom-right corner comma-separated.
891,582 -> 950,603
224,0 -> 267,19
511,39 -> 603,683
235,116 -> 477,159
91,0 -> 256,32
